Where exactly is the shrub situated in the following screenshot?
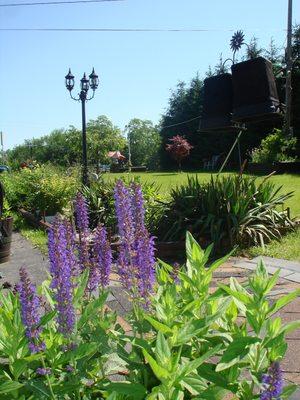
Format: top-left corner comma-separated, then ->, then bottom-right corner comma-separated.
1,165 -> 78,216
251,129 -> 297,163
82,177 -> 166,235
158,174 -> 295,251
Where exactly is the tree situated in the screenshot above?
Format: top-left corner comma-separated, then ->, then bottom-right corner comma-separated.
166,135 -> 193,170
7,115 -> 126,168
125,119 -> 161,170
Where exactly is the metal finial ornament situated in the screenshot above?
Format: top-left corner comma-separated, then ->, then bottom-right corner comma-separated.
230,30 -> 245,52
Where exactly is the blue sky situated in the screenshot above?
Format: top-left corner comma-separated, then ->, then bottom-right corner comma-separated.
0,0 -> 299,149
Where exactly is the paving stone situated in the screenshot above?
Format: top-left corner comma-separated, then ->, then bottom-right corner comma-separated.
0,233 -> 48,287
284,273 -> 300,283
281,340 -> 300,373
252,256 -> 300,273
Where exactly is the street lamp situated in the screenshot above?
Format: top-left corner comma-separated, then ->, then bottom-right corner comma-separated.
65,68 -> 99,186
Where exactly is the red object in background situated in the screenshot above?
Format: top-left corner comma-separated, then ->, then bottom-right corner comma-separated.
166,135 -> 193,169
108,151 -> 126,160
20,162 -> 28,169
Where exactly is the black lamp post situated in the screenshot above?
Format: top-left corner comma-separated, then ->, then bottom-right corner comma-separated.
65,68 -> 99,186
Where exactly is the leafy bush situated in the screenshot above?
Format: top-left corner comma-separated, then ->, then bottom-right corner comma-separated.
157,174 -> 295,251
251,129 -> 297,163
0,229 -> 299,399
1,165 -> 78,216
82,177 -> 166,234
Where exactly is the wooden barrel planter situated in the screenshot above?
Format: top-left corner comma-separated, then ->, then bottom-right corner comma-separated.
0,216 -> 13,263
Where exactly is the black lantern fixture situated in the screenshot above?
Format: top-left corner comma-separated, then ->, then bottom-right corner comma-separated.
65,68 -> 99,186
89,68 -> 99,91
80,73 -> 90,92
65,68 -> 75,92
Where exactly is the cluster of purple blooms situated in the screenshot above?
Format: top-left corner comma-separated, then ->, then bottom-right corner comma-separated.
114,180 -> 156,305
17,267 -> 45,353
48,217 -> 77,336
260,362 -> 283,400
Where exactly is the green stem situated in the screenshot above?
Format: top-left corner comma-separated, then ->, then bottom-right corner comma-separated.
41,357 -> 56,400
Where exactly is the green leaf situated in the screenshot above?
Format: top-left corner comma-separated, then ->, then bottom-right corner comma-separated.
155,332 -> 171,368
195,385 -> 233,400
73,269 -> 89,304
176,345 -> 222,382
268,289 -> 300,316
105,382 -> 147,400
77,291 -> 108,329
280,320 -> 300,335
0,381 -> 23,394
216,337 -> 260,371
144,315 -> 173,334
142,348 -> 169,381
10,359 -> 27,380
281,384 -> 298,399
181,375 -> 207,395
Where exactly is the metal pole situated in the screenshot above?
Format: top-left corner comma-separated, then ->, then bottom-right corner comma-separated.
218,130 -> 243,175
81,96 -> 88,186
285,0 -> 293,136
128,132 -> 132,172
0,132 -> 3,164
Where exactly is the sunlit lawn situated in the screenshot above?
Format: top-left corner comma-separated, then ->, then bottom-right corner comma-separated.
103,171 -> 300,217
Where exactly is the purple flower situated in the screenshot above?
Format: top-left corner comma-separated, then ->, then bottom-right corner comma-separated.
74,192 -> 89,233
48,217 -> 76,336
260,362 -> 283,400
17,267 -> 45,353
114,180 -> 156,305
36,367 -> 51,376
66,365 -> 74,373
89,224 -> 112,292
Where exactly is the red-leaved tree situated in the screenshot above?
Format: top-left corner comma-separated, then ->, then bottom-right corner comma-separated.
166,135 -> 193,170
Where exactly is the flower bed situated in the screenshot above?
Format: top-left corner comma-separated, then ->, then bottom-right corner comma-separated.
0,182 -> 299,399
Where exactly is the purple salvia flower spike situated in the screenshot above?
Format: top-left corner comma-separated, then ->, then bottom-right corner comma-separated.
18,267 -> 45,353
74,192 -> 90,233
88,224 -> 112,292
260,361 -> 283,400
114,180 -> 156,307
48,217 -> 76,336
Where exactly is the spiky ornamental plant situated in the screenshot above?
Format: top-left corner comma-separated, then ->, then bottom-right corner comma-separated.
166,135 -> 193,171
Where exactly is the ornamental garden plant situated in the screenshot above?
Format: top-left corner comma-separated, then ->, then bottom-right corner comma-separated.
0,181 -> 299,399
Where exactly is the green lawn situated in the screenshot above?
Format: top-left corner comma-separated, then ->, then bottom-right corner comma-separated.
15,171 -> 300,261
103,171 -> 300,217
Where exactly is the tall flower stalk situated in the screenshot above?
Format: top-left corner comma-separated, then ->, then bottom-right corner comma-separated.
17,267 -> 45,353
114,180 -> 156,305
89,224 -> 112,292
48,217 -> 76,336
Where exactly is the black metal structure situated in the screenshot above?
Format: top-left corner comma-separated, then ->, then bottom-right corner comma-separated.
65,68 -> 99,186
200,73 -> 239,132
231,57 -> 281,123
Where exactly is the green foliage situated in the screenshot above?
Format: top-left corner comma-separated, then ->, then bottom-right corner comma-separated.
125,119 -> 161,170
251,129 -> 298,163
1,165 -> 78,216
156,174 -> 295,251
0,233 -> 299,399
82,177 -> 165,234
7,115 -> 126,168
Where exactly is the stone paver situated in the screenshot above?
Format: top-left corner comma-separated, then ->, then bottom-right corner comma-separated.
0,232 -> 48,287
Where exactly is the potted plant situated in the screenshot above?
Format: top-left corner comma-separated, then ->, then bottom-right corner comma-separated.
0,181 -> 13,263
